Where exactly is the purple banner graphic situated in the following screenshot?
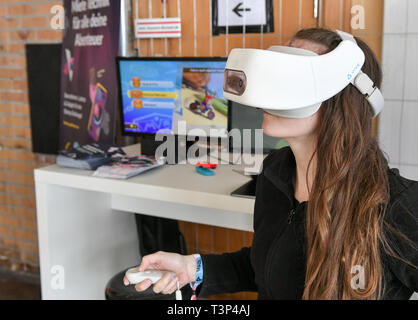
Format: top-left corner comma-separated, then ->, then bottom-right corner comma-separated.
59,0 -> 120,150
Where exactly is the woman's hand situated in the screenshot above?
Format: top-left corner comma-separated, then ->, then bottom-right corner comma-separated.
123,251 -> 197,295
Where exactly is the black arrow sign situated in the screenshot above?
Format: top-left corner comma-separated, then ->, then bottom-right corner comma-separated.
233,2 -> 251,17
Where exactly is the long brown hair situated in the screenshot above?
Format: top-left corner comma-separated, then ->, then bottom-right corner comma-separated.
290,28 -> 390,299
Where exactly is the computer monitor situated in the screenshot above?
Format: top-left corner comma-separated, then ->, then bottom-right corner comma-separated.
116,57 -> 229,139
228,101 -> 288,154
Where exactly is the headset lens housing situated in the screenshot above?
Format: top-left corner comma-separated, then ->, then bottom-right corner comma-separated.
223,69 -> 247,96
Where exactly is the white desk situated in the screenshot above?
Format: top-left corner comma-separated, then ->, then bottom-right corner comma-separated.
34,148 -> 256,299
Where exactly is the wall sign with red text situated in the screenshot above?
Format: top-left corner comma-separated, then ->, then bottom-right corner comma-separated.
135,17 -> 181,39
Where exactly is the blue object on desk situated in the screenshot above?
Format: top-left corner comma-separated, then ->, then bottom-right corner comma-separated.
196,166 -> 215,176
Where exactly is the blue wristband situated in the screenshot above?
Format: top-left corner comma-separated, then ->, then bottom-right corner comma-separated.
190,254 -> 203,291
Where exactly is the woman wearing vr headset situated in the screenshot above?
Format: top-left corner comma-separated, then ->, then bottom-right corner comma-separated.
125,28 -> 417,300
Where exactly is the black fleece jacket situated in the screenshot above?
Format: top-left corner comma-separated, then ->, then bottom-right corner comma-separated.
198,146 -> 418,299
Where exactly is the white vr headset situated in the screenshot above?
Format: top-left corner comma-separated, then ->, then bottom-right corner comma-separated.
223,30 -> 384,118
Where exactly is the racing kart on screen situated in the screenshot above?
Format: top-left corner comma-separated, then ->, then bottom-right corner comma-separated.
186,92 -> 216,120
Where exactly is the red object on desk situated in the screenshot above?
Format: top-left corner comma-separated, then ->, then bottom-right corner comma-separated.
196,162 -> 218,169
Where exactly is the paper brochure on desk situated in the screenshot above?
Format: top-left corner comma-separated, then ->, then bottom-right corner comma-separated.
93,155 -> 165,179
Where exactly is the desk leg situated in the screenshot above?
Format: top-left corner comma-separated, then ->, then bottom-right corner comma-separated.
35,183 -> 140,300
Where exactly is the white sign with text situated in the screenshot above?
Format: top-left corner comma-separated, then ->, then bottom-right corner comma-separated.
135,17 -> 181,39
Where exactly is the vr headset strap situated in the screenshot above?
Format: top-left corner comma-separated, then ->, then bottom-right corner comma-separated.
336,30 -> 384,117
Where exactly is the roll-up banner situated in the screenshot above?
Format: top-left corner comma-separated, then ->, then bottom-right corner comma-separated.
59,0 -> 121,150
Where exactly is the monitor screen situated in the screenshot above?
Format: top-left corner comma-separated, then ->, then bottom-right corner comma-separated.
117,57 -> 229,138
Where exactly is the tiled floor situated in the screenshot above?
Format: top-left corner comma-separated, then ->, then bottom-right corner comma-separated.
0,271 -> 41,300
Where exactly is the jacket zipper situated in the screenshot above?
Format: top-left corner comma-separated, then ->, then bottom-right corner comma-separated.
287,209 -> 296,224
264,206 -> 297,298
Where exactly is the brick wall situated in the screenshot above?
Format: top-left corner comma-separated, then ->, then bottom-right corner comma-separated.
0,0 -> 62,274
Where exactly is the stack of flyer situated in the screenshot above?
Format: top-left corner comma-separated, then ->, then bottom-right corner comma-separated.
93,155 -> 166,179
57,143 -> 126,170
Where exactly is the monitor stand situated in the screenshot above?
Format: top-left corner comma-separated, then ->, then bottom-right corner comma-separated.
140,135 -> 197,165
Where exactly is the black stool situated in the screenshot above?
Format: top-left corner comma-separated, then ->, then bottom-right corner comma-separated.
105,267 -> 175,300
105,215 -> 191,300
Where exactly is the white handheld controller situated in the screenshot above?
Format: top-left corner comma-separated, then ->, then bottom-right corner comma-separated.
125,268 -> 170,285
